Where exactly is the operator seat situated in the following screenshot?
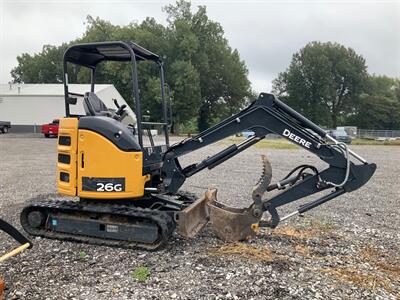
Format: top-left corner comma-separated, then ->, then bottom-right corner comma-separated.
83,92 -> 112,117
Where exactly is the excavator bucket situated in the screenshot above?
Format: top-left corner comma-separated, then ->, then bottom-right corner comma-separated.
175,189 -> 216,238
177,155 -> 272,241
207,155 -> 272,241
208,196 -> 261,242
175,189 -> 260,241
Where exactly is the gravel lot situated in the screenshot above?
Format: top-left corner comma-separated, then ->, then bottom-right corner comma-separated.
0,134 -> 399,299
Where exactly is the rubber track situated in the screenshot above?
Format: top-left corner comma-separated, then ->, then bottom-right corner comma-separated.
20,199 -> 176,251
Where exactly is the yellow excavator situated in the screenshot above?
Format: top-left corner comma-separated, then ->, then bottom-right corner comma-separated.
20,41 -> 376,250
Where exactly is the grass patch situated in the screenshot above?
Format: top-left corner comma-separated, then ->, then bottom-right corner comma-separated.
359,246 -> 400,277
78,250 -> 87,259
271,225 -> 317,240
321,246 -> 400,295
302,217 -> 335,233
132,266 -> 150,282
351,138 -> 400,145
293,244 -> 311,257
321,267 -> 392,292
226,136 -> 299,150
209,242 -> 272,261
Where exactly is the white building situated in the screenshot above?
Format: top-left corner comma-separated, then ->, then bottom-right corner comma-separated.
0,84 -> 135,132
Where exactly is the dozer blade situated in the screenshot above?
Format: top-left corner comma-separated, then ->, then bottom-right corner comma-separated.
175,189 -> 216,238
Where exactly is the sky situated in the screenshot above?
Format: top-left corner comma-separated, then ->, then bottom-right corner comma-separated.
0,0 -> 399,93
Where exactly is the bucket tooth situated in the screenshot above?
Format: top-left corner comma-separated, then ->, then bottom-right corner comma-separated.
252,154 -> 272,201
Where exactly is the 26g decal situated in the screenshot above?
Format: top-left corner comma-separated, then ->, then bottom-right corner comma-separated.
82,177 -> 125,192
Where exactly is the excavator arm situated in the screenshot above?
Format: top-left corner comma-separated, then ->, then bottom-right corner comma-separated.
161,93 -> 376,240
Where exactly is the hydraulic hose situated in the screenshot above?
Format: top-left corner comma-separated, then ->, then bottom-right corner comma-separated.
324,142 -> 351,188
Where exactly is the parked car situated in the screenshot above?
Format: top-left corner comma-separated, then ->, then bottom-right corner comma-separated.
0,121 -> 11,134
329,129 -> 352,144
41,119 -> 59,138
241,131 -> 255,138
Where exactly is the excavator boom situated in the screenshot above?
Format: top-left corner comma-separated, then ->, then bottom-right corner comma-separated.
163,93 -> 376,239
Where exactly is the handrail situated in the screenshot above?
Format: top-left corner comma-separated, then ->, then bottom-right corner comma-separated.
142,122 -> 168,126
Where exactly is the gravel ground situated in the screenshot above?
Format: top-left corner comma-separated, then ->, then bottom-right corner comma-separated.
0,134 -> 399,300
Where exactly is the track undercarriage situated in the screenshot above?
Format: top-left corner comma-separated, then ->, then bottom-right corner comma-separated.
21,193 -> 198,250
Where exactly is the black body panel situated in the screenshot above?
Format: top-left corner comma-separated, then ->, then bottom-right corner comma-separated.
48,215 -> 158,244
82,177 -> 126,192
79,116 -> 141,151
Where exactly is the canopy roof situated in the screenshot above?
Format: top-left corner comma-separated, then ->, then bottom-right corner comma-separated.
64,41 -> 160,67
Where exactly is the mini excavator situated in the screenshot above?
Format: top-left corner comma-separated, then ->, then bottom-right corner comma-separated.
20,41 -> 376,249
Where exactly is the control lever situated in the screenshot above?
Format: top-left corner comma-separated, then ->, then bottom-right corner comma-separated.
116,104 -> 127,116
113,99 -> 127,116
113,98 -> 120,108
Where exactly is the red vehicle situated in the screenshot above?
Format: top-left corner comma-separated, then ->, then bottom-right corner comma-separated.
41,119 -> 59,138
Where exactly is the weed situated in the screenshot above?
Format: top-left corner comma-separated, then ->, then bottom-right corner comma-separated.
78,250 -> 87,259
132,266 -> 150,282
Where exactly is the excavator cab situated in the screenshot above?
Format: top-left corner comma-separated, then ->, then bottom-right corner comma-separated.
58,41 -> 171,199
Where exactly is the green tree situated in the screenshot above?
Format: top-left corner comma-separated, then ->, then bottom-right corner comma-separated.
272,41 -> 368,128
10,1 -> 251,132
164,1 -> 251,131
348,76 -> 400,129
11,44 -> 70,83
167,60 -> 200,130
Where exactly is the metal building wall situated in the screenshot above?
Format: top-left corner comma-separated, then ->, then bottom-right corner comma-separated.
0,84 -> 134,132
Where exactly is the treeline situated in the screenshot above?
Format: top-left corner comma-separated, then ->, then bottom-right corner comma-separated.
11,1 -> 252,133
11,2 -> 399,131
272,42 -> 400,130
